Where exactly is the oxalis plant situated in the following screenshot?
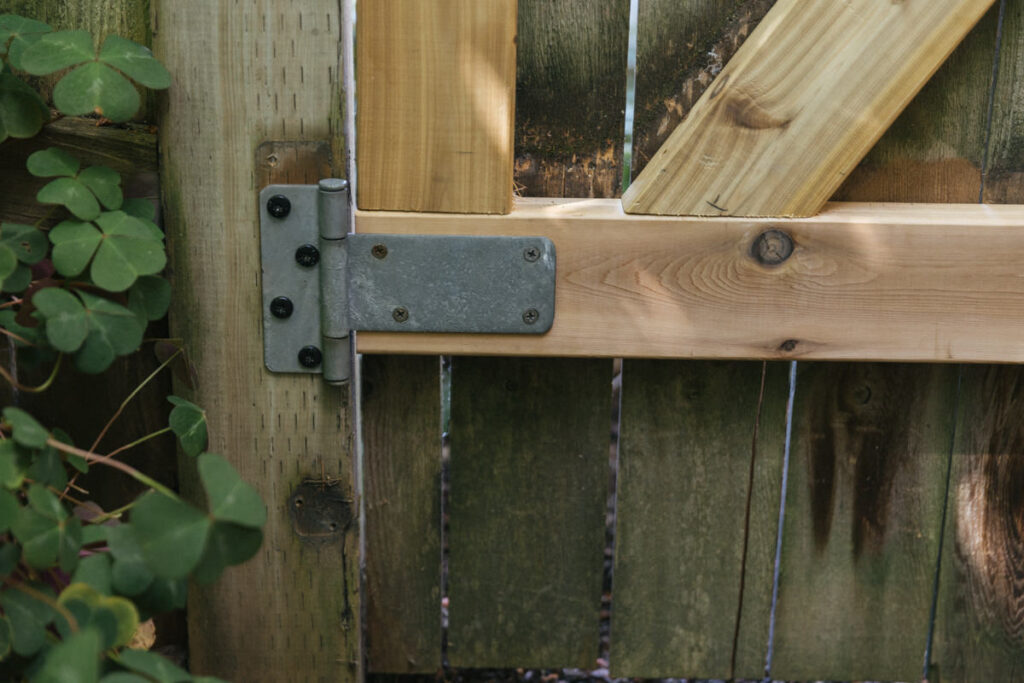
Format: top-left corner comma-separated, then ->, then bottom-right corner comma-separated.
0,15 -> 266,682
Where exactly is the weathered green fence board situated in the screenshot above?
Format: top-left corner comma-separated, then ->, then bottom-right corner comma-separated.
514,0 -> 630,198
771,364 -> 958,681
362,356 -> 441,673
768,7 -> 1002,680
444,1 -> 629,669
610,361 -> 787,679
608,4 -> 779,678
933,366 -> 1024,681
447,357 -> 612,667
933,3 -> 1024,678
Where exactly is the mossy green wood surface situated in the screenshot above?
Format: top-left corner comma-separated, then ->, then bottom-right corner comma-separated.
362,355 -> 441,673
448,357 -> 612,668
933,2 -> 1024,678
154,3 -> 357,681
768,6 -> 1002,680
514,0 -> 630,198
771,364 -> 958,681
445,3 -> 627,668
610,361 -> 787,678
609,4 -> 780,678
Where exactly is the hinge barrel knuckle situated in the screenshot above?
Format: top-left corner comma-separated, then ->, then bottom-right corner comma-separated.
318,179 -> 352,384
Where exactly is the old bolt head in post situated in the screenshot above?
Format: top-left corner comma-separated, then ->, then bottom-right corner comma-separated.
371,244 -> 388,259
523,246 -> 541,262
266,194 -> 291,218
270,296 -> 294,319
297,345 -> 322,368
751,228 -> 794,266
295,244 -> 320,267
522,308 -> 539,325
392,306 -> 409,323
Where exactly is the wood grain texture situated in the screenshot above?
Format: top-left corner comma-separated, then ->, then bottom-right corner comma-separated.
362,355 -> 441,673
621,0 -> 996,216
154,5 -> 358,681
356,0 -> 516,214
610,361 -> 786,678
514,0 -> 629,198
932,2 -> 1024,678
356,200 -> 1024,363
630,0 -> 776,179
0,117 -> 158,225
771,364 -> 958,681
933,365 -> 1024,682
447,357 -> 610,668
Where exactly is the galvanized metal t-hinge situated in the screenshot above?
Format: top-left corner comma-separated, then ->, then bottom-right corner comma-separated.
259,180 -> 556,384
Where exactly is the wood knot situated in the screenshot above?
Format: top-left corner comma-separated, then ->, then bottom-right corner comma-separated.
778,339 -> 799,352
752,229 -> 794,266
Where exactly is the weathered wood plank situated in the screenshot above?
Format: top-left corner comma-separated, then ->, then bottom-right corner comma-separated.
770,364 -> 958,681
932,3 -> 1024,678
771,8 -> 1001,679
621,0 -> 996,216
362,355 -> 441,673
356,200 -> 1024,363
514,0 -> 630,198
154,5 -> 358,681
0,117 -> 158,225
610,361 -> 786,678
447,357 -> 611,667
356,0 -> 516,214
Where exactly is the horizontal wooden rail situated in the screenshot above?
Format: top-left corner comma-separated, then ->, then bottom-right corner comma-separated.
356,199 -> 1024,362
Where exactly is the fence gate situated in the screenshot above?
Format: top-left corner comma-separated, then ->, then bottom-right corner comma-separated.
156,0 -> 1024,681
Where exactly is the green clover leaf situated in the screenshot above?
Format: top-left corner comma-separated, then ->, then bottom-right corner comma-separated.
131,491 -> 211,580
38,176 -> 101,220
54,61 -> 139,121
1,222 -> 48,264
32,626 -> 102,683
99,35 -> 171,89
198,453 -> 266,528
0,584 -> 57,656
74,291 -> 146,373
167,396 -> 207,457
78,166 -> 123,209
0,71 -> 49,142
33,287 -> 89,352
0,242 -> 17,287
128,276 -> 171,321
50,219 -> 102,276
3,405 -> 50,448
0,14 -> 52,69
27,147 -> 81,177
192,521 -> 262,585
19,29 -> 93,74
106,524 -> 155,596
91,211 -> 166,291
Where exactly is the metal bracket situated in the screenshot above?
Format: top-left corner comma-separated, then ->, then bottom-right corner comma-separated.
259,180 -> 556,384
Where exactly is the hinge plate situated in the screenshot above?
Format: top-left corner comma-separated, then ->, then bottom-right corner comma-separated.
259,183 -> 556,378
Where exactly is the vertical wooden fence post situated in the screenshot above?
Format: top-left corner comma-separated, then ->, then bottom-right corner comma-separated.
154,3 -> 358,681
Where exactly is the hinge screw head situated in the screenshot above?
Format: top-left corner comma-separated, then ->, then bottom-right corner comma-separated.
267,194 -> 291,219
522,308 -> 539,325
372,244 -> 388,259
298,345 -> 322,368
270,296 -> 294,319
295,244 -> 320,267
523,246 -> 540,262
392,306 -> 409,323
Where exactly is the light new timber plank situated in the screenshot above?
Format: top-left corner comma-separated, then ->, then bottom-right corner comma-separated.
355,200 -> 1024,363
154,5 -> 357,682
620,0 -> 996,217
356,0 -> 516,214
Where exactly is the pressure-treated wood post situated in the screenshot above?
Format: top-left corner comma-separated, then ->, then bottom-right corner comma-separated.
154,3 -> 358,681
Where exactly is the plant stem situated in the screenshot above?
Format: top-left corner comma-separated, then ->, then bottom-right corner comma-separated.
47,437 -> 178,500
0,353 -> 62,393
89,348 -> 181,453
102,426 -> 172,460
0,325 -> 33,346
87,500 -> 135,525
4,579 -> 78,633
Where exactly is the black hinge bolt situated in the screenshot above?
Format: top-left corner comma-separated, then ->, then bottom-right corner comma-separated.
267,194 -> 291,218
522,308 -> 539,325
298,345 -> 322,368
523,246 -> 540,262
270,296 -> 294,319
295,244 -> 320,267
392,306 -> 409,323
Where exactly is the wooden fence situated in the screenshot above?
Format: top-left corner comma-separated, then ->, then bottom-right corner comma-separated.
9,0 -> 1022,681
